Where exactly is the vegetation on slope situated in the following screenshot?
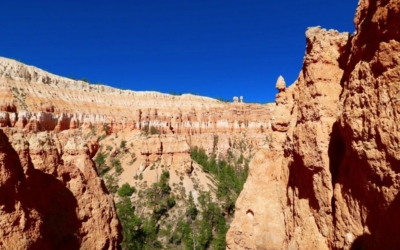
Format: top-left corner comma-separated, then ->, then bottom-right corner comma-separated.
92,130 -> 251,249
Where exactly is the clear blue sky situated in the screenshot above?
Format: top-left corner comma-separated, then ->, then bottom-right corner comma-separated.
1,0 -> 357,103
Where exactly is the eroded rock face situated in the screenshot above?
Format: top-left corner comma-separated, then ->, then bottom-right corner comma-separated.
0,129 -> 121,249
0,58 -> 273,174
140,135 -> 193,174
228,26 -> 348,249
227,1 -> 400,249
334,0 -> 400,248
0,58 -> 271,139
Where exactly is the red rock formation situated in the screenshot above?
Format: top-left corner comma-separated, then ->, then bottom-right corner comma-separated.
334,0 -> 400,248
0,128 -> 121,249
227,0 -> 400,249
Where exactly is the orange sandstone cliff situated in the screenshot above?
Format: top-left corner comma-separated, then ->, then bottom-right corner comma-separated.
227,0 -> 400,249
0,128 -> 121,249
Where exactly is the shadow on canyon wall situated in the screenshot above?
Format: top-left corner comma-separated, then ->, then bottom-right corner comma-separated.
350,192 -> 400,250
0,130 -> 81,250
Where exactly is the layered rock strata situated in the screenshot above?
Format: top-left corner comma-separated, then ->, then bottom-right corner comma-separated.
0,58 -> 272,176
0,57 -> 271,139
227,0 -> 400,249
140,135 -> 193,174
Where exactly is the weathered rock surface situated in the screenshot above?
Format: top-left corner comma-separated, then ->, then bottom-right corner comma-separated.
227,0 -> 400,249
140,135 -> 193,174
0,57 -> 272,176
0,57 -> 271,138
0,128 -> 121,249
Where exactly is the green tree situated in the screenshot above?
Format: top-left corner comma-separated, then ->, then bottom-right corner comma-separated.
94,152 -> 109,176
81,77 -> 90,83
117,197 -> 145,250
150,126 -> 160,135
190,145 -> 251,248
120,140 -> 127,150
167,195 -> 176,209
143,218 -> 162,249
118,183 -> 136,197
186,192 -> 198,221
113,159 -> 123,174
104,174 -> 118,194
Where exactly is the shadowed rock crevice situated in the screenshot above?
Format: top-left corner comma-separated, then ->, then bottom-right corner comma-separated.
25,170 -> 81,250
0,129 -> 121,249
288,159 -> 321,212
351,192 -> 400,250
328,121 -> 346,187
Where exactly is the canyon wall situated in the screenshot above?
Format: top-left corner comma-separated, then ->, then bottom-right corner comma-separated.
0,57 -> 272,172
227,0 -> 400,249
0,128 -> 121,249
0,58 -> 271,139
0,47 -> 273,248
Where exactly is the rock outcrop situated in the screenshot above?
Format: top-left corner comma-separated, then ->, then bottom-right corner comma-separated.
140,135 -> 193,174
227,0 -> 400,249
0,129 -> 121,249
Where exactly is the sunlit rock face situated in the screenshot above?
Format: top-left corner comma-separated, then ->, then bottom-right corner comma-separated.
227,0 -> 400,249
0,56 -> 272,138
0,128 -> 121,249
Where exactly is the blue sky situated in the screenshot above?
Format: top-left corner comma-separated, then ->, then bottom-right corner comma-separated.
1,0 -> 357,103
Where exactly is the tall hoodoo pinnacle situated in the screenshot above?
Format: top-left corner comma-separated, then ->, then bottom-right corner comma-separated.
275,75 -> 286,92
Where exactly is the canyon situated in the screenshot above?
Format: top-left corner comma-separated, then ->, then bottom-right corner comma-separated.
1,0 -> 399,249
227,0 -> 400,249
0,51 -> 272,247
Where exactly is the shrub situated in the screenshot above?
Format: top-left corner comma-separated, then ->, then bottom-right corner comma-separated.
120,140 -> 127,149
113,159 -> 123,174
167,196 -> 176,208
150,126 -> 160,135
118,183 -> 136,197
103,123 -> 109,134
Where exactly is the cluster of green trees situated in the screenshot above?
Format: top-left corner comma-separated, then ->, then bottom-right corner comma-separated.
115,169 -> 233,249
95,139 -> 249,249
169,91 -> 183,96
168,191 -> 228,250
189,146 -> 249,244
141,125 -> 161,135
117,171 -> 176,249
215,97 -> 231,103
190,146 -> 248,210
